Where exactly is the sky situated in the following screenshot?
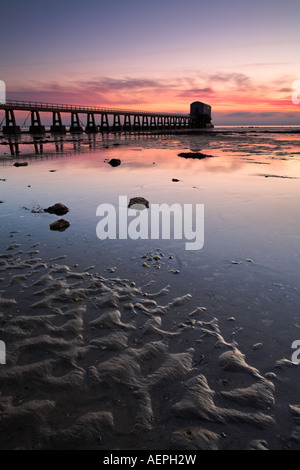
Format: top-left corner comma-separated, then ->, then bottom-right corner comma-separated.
1,0 -> 300,125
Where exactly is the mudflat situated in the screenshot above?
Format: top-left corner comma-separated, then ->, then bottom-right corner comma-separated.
0,128 -> 300,450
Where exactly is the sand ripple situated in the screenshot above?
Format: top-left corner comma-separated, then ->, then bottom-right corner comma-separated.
0,241 -> 292,450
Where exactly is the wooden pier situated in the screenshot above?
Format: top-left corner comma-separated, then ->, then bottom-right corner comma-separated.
0,100 -> 194,134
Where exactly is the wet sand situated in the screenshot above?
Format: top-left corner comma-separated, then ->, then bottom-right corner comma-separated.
0,128 -> 300,450
1,237 -> 300,450
0,241 -> 276,449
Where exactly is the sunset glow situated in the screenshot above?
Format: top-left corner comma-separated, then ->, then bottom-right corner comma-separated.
1,0 -> 300,124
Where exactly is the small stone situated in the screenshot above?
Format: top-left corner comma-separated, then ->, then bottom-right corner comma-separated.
178,152 -> 214,159
14,162 -> 28,167
44,203 -> 69,216
107,158 -> 121,167
142,263 -> 151,268
49,219 -> 70,232
128,197 -> 149,210
252,342 -> 263,350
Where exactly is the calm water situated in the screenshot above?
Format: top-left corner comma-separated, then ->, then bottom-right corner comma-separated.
1,129 -> 300,326
1,127 -> 300,449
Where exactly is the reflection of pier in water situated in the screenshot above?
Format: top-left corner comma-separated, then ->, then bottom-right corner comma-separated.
0,131 -> 170,163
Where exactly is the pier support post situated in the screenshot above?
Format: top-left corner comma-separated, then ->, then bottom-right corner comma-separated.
142,116 -> 149,130
150,116 -> 157,129
164,116 -> 170,129
175,117 -> 181,129
123,114 -> 131,132
170,117 -> 176,129
100,113 -> 109,132
29,110 -> 45,133
112,114 -> 121,131
51,111 -> 66,133
70,112 -> 83,133
3,109 -> 21,134
133,115 -> 141,131
85,112 -> 98,133
157,116 -> 163,129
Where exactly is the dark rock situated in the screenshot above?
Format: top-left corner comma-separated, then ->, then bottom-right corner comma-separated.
178,152 -> 214,159
44,203 -> 69,216
107,158 -> 121,167
13,162 -> 28,167
172,178 -> 180,182
49,219 -> 70,232
128,197 -> 149,210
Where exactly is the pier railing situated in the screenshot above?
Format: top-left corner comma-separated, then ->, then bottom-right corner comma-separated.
1,99 -> 189,118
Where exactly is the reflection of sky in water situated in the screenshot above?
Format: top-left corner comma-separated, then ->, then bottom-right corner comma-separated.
0,132 -> 299,280
1,130 -> 300,365
1,132 -> 299,274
